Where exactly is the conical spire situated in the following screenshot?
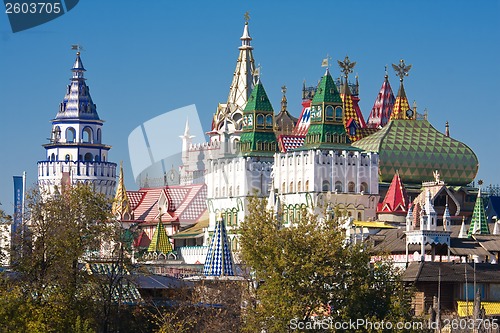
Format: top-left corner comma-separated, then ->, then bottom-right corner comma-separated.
378,171 -> 409,214
303,69 -> 348,149
203,214 -> 235,276
56,51 -> 100,121
468,187 -> 490,236
212,19 -> 256,133
390,59 -> 412,121
406,203 -> 413,231
338,56 -> 367,141
148,217 -> 173,254
239,80 -> 277,156
112,162 -> 131,220
443,204 -> 451,231
367,72 -> 396,128
275,85 -> 298,136
458,216 -> 467,238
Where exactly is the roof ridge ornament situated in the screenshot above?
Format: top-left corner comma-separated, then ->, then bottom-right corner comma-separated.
392,59 -> 412,82
338,55 -> 356,80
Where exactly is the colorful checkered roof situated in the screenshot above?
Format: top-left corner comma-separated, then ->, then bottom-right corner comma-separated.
468,189 -> 490,237
367,75 -> 396,128
340,85 -> 367,142
352,119 -> 478,185
390,82 -> 410,120
293,101 -> 311,136
378,171 -> 409,214
278,134 -> 305,152
203,217 -> 235,277
127,184 -> 207,225
147,219 -> 173,253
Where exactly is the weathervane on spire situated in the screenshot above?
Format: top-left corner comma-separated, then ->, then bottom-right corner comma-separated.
321,54 -> 332,68
252,63 -> 261,82
71,44 -> 84,54
244,11 -> 250,23
338,55 -> 356,79
392,59 -> 412,82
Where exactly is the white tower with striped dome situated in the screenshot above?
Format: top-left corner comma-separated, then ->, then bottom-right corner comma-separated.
37,52 -> 116,196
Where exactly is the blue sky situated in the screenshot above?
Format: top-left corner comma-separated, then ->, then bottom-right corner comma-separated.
0,1 -> 499,214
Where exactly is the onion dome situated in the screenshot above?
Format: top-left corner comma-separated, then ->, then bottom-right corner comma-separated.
352,119 -> 478,185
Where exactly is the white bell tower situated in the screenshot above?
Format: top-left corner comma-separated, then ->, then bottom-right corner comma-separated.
37,52 -> 116,196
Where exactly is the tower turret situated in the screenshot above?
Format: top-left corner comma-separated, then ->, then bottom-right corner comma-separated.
211,16 -> 256,138
390,59 -> 413,121
37,52 -> 116,196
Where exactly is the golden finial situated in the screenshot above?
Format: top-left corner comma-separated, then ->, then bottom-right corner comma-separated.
244,11 -> 250,23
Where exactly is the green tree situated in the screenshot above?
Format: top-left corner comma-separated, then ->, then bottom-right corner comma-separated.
0,183 -> 117,333
239,197 -> 421,333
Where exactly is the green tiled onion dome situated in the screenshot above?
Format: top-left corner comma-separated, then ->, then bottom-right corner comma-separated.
352,120 -> 478,185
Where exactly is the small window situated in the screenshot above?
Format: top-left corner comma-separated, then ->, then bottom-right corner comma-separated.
97,128 -> 101,143
266,115 -> 273,127
65,154 -> 71,162
326,105 -> 334,121
257,114 -> 264,127
335,181 -> 343,192
348,181 -> 355,193
297,181 -> 302,192
322,180 -> 330,192
84,153 -> 93,162
82,127 -> 92,143
282,182 -> 286,193
289,182 -> 294,193
66,127 -> 76,143
335,107 -> 343,122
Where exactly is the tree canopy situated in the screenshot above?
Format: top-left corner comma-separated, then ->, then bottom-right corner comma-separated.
239,197 -> 422,333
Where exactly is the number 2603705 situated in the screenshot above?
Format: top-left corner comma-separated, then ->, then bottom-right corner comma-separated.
5,2 -> 62,14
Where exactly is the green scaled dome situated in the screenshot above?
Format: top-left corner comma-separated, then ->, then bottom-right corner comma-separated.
352,119 -> 478,185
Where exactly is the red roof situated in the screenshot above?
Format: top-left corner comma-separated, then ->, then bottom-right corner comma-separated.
367,76 -> 395,129
378,171 -> 409,214
127,184 -> 207,226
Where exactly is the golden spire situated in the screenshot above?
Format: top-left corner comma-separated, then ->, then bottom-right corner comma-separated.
112,161 -> 131,219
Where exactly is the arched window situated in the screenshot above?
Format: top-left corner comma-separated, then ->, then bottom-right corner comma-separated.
82,127 -> 92,143
50,153 -> 55,161
97,128 -> 101,143
326,105 -> 334,121
232,237 -> 238,251
265,115 -> 273,127
297,181 -> 302,192
53,126 -> 61,142
215,187 -> 219,197
222,187 -> 226,197
66,127 -> 76,143
335,181 -> 343,192
229,186 -> 233,197
360,182 -> 368,193
84,153 -> 93,162
236,185 -> 240,196
65,154 -> 71,162
335,107 -> 343,122
357,212 -> 362,221
348,181 -> 355,193
282,182 -> 286,193
256,114 -> 264,128
322,180 -> 330,192
305,180 -> 309,191
289,182 -> 294,193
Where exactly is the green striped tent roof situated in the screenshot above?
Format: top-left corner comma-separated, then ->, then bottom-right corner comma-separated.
147,220 -> 173,253
468,190 -> 490,237
352,120 -> 478,185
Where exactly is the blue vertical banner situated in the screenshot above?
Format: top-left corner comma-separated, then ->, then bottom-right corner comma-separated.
13,176 -> 23,235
